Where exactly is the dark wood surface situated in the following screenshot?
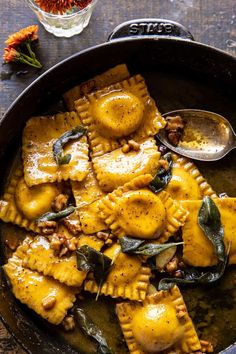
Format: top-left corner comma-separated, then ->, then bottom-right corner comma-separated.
0,0 -> 235,352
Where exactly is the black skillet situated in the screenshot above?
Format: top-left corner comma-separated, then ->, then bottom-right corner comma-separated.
0,19 -> 235,354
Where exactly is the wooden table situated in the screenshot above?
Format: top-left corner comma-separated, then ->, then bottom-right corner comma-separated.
0,0 -> 235,352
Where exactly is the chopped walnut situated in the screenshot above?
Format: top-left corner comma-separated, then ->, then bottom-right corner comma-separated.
48,233 -> 78,257
96,231 -> 110,241
165,115 -> 185,146
5,237 -> 19,251
62,217 -> 81,235
165,256 -> 178,273
121,140 -> 140,153
52,193 -> 69,212
38,220 -> 58,235
62,315 -> 76,331
41,295 -> 56,310
166,115 -> 185,131
200,340 -> 214,353
96,231 -> 116,245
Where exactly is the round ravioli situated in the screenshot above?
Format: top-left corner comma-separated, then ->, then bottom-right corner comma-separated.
165,167 -> 202,200
132,303 -> 184,353
114,189 -> 166,239
92,91 -> 144,138
15,177 -> 59,220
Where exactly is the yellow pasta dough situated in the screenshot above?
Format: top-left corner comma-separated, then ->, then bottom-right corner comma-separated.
22,235 -> 104,287
0,167 -> 40,233
71,162 -> 105,208
15,177 -> 59,220
63,64 -> 130,111
79,199 -> 109,234
22,112 -> 89,186
116,285 -> 201,353
93,138 -> 160,192
75,75 -> 165,157
84,243 -> 151,301
181,198 -> 236,266
98,175 -> 188,242
4,238 -> 77,325
165,153 -> 217,200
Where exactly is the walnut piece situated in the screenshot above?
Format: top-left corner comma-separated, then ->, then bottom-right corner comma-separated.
38,220 -> 58,235
165,115 -> 185,146
62,217 -> 81,235
52,193 -> 69,212
62,315 -> 76,331
48,233 -> 78,257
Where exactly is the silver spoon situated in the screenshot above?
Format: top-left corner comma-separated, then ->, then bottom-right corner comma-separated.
157,109 -> 236,161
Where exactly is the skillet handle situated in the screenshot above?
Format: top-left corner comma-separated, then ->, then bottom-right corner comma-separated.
108,19 -> 194,41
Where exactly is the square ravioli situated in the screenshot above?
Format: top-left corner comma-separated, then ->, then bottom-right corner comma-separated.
164,153 -> 217,200
75,74 -> 166,157
84,243 -> 151,301
71,162 -> 105,208
63,64 -> 130,111
22,235 -> 104,287
3,238 -> 77,325
79,199 -> 109,234
93,138 -> 161,192
98,174 -> 188,243
116,285 -> 201,353
22,112 -> 89,186
181,198 -> 236,267
0,167 -> 41,233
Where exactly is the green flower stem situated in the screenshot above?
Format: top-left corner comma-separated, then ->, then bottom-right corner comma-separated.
26,41 -> 36,59
25,42 -> 42,67
18,56 -> 42,68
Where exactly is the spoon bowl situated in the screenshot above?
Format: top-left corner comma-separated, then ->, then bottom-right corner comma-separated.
157,109 -> 236,161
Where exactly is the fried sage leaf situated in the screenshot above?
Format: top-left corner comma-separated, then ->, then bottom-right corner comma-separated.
119,236 -> 182,257
74,307 -> 113,354
76,245 -> 112,286
149,152 -> 173,193
198,196 -> 225,262
53,125 -> 87,165
158,197 -> 227,291
37,206 -> 75,222
158,257 -> 227,291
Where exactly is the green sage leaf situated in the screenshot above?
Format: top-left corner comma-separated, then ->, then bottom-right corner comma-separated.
198,196 -> 225,262
149,152 -> 173,193
74,307 -> 113,354
76,245 -> 112,287
53,125 -> 87,165
119,236 -> 182,257
158,197 -> 227,291
37,206 -> 75,222
119,236 -> 145,253
158,256 -> 227,291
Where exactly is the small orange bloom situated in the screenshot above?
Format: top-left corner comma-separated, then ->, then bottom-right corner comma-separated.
35,0 -> 92,14
5,25 -> 39,48
3,47 -> 20,63
35,0 -> 74,14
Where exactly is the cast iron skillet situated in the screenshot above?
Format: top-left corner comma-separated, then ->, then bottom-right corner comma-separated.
0,19 -> 236,354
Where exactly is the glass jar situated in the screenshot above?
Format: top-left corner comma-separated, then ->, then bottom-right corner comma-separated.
26,0 -> 99,37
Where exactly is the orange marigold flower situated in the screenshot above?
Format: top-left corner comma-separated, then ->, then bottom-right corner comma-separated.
3,47 -> 20,63
35,0 -> 74,14
5,25 -> 39,48
35,0 -> 92,14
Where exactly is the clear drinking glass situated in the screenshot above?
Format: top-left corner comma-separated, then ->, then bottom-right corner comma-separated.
26,0 -> 98,38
